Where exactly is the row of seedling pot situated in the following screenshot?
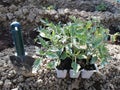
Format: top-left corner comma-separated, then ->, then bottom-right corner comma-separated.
54,56 -> 99,79
56,63 -> 98,79
33,17 -> 110,79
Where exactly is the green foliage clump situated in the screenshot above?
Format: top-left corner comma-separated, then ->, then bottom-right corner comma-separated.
96,2 -> 107,11
33,17 -> 110,73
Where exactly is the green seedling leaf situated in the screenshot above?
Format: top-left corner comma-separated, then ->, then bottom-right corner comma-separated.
90,56 -> 97,64
93,37 -> 102,48
40,31 -> 46,38
56,48 -> 64,57
47,61 -> 56,69
111,35 -> 116,42
39,49 -> 45,56
46,52 -> 58,59
78,54 -> 87,60
71,62 -> 81,73
32,58 -> 42,73
101,58 -> 108,68
60,51 -> 67,60
96,2 -> 107,11
47,5 -> 54,10
65,44 -> 73,55
99,44 -> 108,57
35,47 -> 40,54
40,19 -> 47,24
39,37 -> 48,47
60,36 -> 69,44
86,21 -> 92,29
49,47 -> 59,52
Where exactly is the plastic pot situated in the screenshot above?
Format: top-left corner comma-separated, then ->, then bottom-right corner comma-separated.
69,69 -> 81,78
56,68 -> 67,78
81,64 -> 98,79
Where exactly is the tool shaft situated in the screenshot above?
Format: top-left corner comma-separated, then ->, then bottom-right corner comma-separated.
11,21 -> 25,57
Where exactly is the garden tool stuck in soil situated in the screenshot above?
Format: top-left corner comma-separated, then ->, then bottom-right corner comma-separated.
9,21 -> 35,76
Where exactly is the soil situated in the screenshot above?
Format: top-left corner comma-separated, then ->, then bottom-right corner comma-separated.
0,0 -> 120,51
84,64 -> 96,70
56,57 -> 72,70
0,44 -> 120,90
0,0 -> 120,90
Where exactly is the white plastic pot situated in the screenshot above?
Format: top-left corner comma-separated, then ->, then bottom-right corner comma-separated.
69,69 -> 81,78
56,69 -> 67,78
81,64 -> 98,79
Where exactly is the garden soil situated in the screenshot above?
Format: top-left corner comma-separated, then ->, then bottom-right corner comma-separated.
0,0 -> 120,51
0,44 -> 120,90
0,0 -> 120,90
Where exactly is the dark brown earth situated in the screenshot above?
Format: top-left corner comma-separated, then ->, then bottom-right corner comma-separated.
0,0 -> 120,51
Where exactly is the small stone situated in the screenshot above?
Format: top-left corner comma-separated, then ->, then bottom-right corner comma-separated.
0,80 -> 3,86
11,87 -> 19,90
58,9 -> 65,15
9,70 -> 16,74
46,10 -> 57,15
64,8 -> 70,14
80,11 -> 89,18
7,13 -> 14,20
117,54 -> 120,59
37,79 -> 43,83
0,5 -> 8,13
14,9 -> 23,19
9,4 -> 18,12
13,79 -> 17,83
2,0 -> 12,3
35,16 -> 41,23
0,62 -> 3,66
0,13 -> 6,21
17,75 -> 24,83
22,8 -> 29,15
54,14 -> 59,19
8,70 -> 16,78
4,79 -> 12,87
0,5 -> 3,7
1,71 -> 7,76
38,9 -> 44,15
32,8 -> 39,15
1,76 -> 7,81
27,11 -> 36,22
